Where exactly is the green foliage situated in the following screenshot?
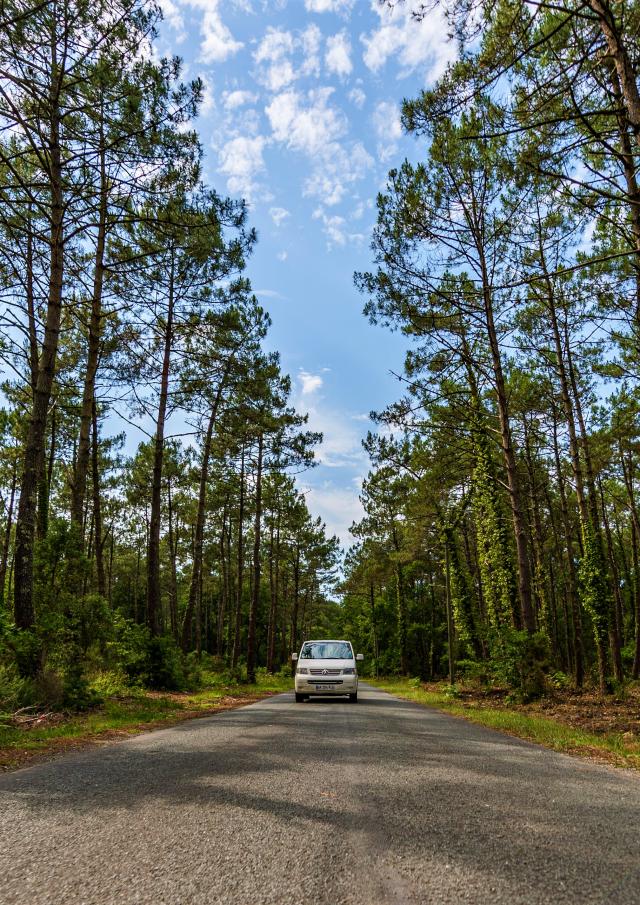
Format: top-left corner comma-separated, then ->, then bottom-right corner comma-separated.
146,636 -> 185,691
0,664 -> 36,713
89,670 -> 137,699
578,520 -> 612,641
62,660 -> 103,712
491,630 -> 551,702
108,615 -> 185,690
108,614 -> 151,685
548,671 -> 571,690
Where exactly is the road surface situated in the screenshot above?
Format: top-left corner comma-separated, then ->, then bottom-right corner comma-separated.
1,684 -> 638,905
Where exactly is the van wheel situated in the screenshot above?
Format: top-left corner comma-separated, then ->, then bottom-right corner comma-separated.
295,693 -> 306,703
349,693 -> 358,703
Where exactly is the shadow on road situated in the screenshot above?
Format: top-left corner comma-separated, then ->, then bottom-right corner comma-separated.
1,685 -> 639,903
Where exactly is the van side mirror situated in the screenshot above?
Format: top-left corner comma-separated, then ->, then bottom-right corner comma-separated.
356,653 -> 364,661
291,652 -> 298,661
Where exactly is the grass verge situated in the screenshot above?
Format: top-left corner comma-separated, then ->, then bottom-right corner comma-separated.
372,678 -> 640,771
0,674 -> 292,773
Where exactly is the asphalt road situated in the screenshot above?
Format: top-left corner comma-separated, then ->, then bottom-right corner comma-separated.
1,684 -> 639,905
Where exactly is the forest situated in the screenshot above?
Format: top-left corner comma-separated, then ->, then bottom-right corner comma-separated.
343,0 -> 640,699
0,0 -> 341,710
2,0 -> 640,718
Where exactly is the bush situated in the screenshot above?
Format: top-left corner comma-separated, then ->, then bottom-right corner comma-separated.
456,659 -> 490,684
89,670 -> 136,699
491,630 -> 550,702
107,615 -> 185,690
146,636 -> 185,690
549,670 -> 571,690
62,660 -> 102,711
0,664 -> 36,712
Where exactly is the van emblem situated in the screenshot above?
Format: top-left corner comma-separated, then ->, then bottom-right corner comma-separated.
322,669 -> 328,675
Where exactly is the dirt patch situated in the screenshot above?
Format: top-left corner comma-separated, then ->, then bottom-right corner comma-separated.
0,691 -> 277,774
425,682 -> 640,740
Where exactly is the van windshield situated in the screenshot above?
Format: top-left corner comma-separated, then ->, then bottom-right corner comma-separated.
300,641 -> 353,660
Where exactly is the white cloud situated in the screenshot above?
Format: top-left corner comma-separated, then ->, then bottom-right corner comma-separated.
266,87 -> 344,155
299,369 -> 324,395
277,250 -> 288,261
313,206 -> 365,248
269,206 -> 290,226
159,0 -> 186,41
223,89 -> 258,110
304,140 -> 373,206
189,0 -> 243,63
266,88 -> 373,205
199,74 -> 215,114
254,24 -> 323,91
301,24 -> 322,77
299,394 -> 367,469
325,31 -> 352,77
254,27 -> 297,91
218,134 -> 267,200
361,0 -> 454,79
373,100 -> 402,140
305,482 -> 364,548
348,86 -> 366,108
254,288 -> 284,299
305,0 -> 354,13
372,99 -> 402,161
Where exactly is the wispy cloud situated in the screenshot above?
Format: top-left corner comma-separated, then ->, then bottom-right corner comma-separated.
299,369 -> 324,395
361,0 -> 453,79
269,206 -> 290,226
218,134 -> 267,202
266,87 -> 373,205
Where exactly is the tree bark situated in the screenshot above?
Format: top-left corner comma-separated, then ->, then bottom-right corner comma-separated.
13,52 -> 64,641
232,446 -> 245,670
589,0 -> 640,140
146,246 -> 175,636
71,123 -> 107,530
0,463 -> 17,609
91,400 -> 106,598
246,433 -> 264,684
181,372 -> 230,650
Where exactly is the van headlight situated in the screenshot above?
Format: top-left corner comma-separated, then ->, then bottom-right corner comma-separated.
342,668 -> 355,675
297,668 -> 309,674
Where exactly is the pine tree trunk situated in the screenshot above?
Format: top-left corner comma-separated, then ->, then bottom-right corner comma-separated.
14,75 -> 64,644
91,400 -> 106,598
590,0 -> 640,139
71,130 -> 107,530
479,264 -> 535,633
232,446 -> 245,670
551,413 -> 584,686
182,375 -> 229,650
0,465 -> 17,609
266,511 -> 279,673
147,248 -> 175,636
246,433 -> 264,684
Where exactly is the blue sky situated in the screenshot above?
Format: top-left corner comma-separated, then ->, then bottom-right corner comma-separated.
155,0 -> 455,546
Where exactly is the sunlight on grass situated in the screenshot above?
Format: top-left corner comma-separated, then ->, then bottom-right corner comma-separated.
0,672 -> 293,767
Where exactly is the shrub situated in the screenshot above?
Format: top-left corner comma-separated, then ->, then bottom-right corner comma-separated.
62,660 -> 103,711
146,636 -> 185,690
89,670 -> 136,699
0,664 -> 36,712
491,630 -> 550,702
549,670 -> 571,690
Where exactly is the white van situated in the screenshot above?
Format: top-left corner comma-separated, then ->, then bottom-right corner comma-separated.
292,639 -> 364,703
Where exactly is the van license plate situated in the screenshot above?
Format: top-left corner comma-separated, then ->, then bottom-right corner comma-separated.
316,684 -> 335,691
